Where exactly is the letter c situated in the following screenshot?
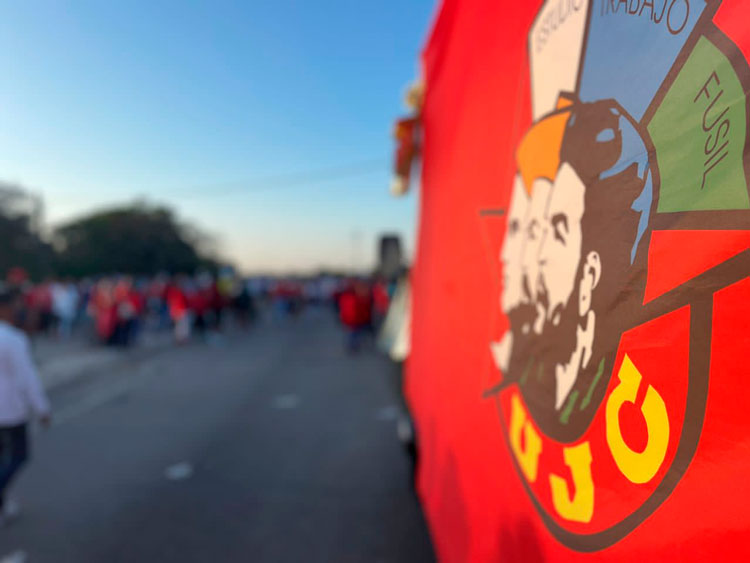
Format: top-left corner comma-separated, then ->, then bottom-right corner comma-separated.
606,355 -> 670,484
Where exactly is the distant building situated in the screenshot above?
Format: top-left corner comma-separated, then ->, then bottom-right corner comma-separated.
378,235 -> 402,280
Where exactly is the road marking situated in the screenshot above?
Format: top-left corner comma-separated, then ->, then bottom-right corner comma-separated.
52,378 -> 134,426
0,550 -> 27,563
51,363 -> 160,426
376,405 -> 399,421
397,418 -> 414,443
272,394 -> 300,409
165,462 -> 194,481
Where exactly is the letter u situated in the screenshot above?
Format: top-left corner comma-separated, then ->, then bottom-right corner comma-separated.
509,394 -> 543,483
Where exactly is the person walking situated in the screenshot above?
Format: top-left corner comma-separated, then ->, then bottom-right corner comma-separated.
0,289 -> 51,527
51,279 -> 79,339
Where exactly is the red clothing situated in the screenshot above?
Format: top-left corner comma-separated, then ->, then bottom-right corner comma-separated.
339,288 -> 372,328
339,291 -> 358,328
89,286 -> 116,341
188,288 -> 210,316
29,285 -> 52,313
129,291 -> 145,316
166,286 -> 188,320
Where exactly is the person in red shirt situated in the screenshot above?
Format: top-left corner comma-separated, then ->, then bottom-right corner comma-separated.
89,280 -> 116,344
166,278 -> 190,343
338,279 -> 373,353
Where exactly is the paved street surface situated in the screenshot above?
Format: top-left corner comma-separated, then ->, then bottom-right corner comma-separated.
0,309 -> 434,562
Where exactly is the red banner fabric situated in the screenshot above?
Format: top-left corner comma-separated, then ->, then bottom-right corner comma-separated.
408,0 -> 750,560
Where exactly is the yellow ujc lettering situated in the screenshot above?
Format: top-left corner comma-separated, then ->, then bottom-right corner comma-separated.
606,354 -> 670,484
549,442 -> 594,523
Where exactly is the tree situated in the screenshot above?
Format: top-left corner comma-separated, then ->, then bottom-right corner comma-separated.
54,202 -> 221,277
0,182 -> 56,280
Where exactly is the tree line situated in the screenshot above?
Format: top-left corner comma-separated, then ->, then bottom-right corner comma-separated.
0,182 -> 225,280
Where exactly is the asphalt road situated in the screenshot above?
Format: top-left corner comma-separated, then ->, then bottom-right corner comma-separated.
0,308 -> 434,563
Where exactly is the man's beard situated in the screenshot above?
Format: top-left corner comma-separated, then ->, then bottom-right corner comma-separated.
502,299 -> 538,385
507,299 -> 536,337
536,274 -> 583,371
503,271 -> 590,390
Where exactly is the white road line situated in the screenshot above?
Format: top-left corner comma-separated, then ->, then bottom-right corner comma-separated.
52,364 -> 159,426
0,550 -> 27,563
52,379 -> 133,426
165,462 -> 194,481
272,394 -> 300,409
376,405 -> 399,421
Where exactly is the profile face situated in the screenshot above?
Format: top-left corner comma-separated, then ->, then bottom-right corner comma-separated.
489,99 -> 655,446
500,175 -> 529,314
538,163 -> 585,328
521,178 -> 552,333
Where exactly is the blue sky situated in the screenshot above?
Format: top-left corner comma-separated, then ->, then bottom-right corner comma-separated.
0,0 -> 435,273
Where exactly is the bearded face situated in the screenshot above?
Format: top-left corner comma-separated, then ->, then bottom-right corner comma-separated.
533,161 -> 592,409
500,176 -> 530,316
538,163 -> 585,332
507,164 -> 585,351
497,99 -> 651,437
521,178 -> 553,336
536,264 -> 582,370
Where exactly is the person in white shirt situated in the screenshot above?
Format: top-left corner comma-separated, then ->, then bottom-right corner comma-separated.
0,289 -> 51,527
51,280 -> 79,339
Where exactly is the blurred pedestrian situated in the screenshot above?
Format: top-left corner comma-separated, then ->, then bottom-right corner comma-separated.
51,279 -> 79,339
0,289 -> 51,527
89,279 -> 116,344
338,279 -> 373,353
112,278 -> 140,347
166,278 -> 191,343
235,281 -> 253,328
372,277 -> 390,329
28,281 -> 53,336
188,277 -> 210,339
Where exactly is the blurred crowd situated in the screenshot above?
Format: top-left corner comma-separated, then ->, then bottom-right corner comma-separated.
3,267 -> 262,347
0,265 -> 402,356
